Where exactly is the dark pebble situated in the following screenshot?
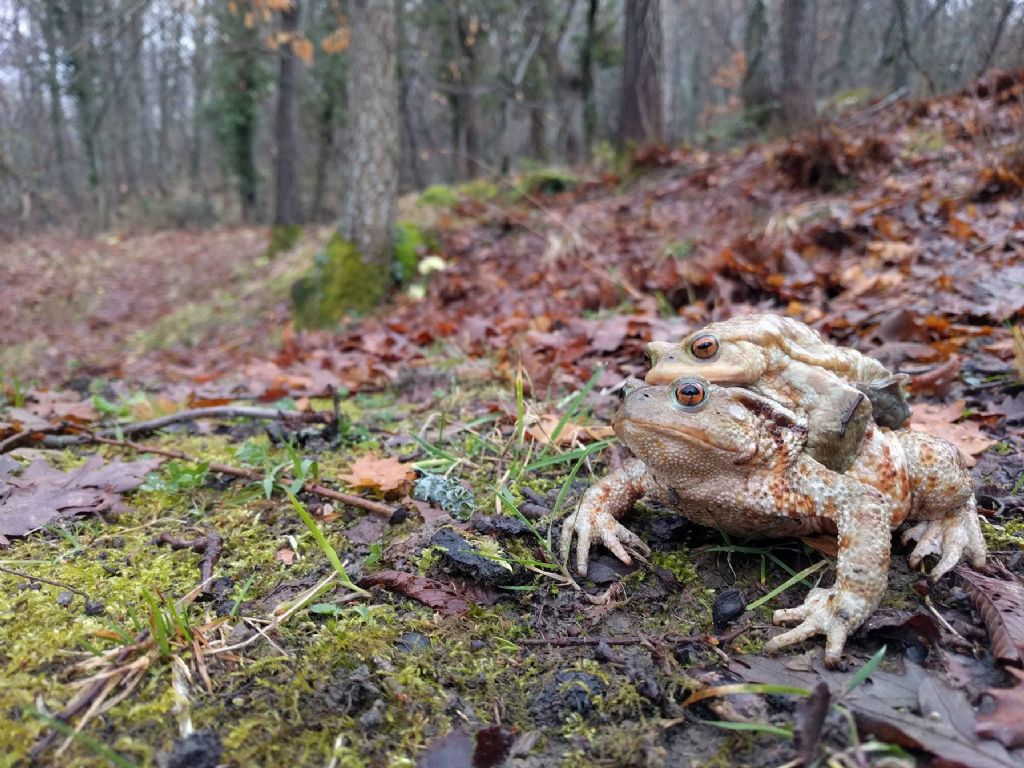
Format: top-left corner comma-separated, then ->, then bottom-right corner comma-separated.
712,588 -> 746,632
585,556 -> 632,585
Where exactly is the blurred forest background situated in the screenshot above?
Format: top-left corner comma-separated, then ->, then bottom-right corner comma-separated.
1,0 -> 1021,237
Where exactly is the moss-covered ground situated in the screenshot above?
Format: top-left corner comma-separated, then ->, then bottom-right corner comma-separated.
3,371 -> 1009,768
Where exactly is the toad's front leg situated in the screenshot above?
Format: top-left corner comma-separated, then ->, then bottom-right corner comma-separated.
561,458 -> 653,575
765,482 -> 894,668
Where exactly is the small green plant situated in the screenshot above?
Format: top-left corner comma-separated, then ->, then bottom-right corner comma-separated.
287,492 -> 368,597
140,588 -> 194,659
141,461 -> 209,492
229,572 -> 258,619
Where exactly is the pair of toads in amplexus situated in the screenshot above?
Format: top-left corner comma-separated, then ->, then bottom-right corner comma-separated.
561,313 -> 986,668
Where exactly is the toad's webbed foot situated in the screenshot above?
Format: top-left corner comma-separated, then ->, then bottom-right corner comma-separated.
560,458 -> 653,575
764,586 -> 875,668
560,506 -> 650,575
901,502 -> 986,580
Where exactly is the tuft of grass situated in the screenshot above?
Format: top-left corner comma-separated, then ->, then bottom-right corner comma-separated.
286,492 -> 369,597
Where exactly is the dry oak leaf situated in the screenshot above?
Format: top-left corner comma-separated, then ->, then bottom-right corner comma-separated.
338,452 -> 415,494
909,400 -> 995,467
526,414 -> 615,446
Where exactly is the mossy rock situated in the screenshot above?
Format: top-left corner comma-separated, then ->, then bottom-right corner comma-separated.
291,233 -> 391,328
266,224 -> 303,259
418,184 -> 460,208
512,167 -> 579,199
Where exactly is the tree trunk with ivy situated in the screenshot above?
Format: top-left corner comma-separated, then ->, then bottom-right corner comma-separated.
293,0 -> 398,327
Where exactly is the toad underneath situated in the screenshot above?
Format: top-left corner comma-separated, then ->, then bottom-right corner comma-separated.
561,377 -> 986,667
645,314 -> 911,472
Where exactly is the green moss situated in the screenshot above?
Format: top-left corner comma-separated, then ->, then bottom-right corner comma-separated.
391,221 -> 423,286
982,518 -> 1024,550
458,179 -> 498,201
651,549 -> 699,585
417,184 -> 460,208
291,233 -> 392,328
511,166 -> 579,199
266,224 -> 303,258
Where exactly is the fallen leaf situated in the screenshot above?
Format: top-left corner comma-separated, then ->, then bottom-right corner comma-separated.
976,668 -> 1024,749
730,655 -> 1023,768
338,452 -> 414,495
0,454 -> 163,537
358,570 -> 470,615
275,548 -> 296,565
526,414 -> 614,446
909,400 -> 995,465
956,567 -> 1024,667
909,355 -> 962,397
344,515 -> 387,545
24,390 -> 99,424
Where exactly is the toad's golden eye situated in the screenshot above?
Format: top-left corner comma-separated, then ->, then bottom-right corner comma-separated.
690,334 -> 719,360
672,378 -> 707,410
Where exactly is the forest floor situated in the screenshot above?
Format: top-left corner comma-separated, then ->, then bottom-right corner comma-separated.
2,71 -> 1024,768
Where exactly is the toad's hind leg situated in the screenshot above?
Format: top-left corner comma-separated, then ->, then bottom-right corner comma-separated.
765,478 -> 893,668
902,498 -> 986,579
896,431 -> 986,578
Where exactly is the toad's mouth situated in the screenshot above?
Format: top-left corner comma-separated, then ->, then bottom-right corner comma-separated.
615,418 -> 756,462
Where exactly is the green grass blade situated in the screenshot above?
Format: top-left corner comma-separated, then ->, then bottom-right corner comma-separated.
845,645 -> 887,695
525,439 -> 612,471
287,491 -> 368,596
701,720 -> 793,739
745,558 -> 828,611
537,367 -> 603,459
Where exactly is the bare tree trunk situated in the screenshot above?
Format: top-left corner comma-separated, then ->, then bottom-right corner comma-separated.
451,6 -> 481,180
976,0 -> 1015,77
779,0 -> 818,127
619,0 -> 664,146
581,0 -> 600,154
831,0 -> 861,90
741,0 -> 777,125
311,97 -> 335,221
338,0 -> 398,268
40,0 -> 77,206
190,12 -> 207,189
273,0 -> 303,227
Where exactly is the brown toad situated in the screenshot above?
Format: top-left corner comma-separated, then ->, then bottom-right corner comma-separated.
561,377 -> 985,667
645,314 -> 911,472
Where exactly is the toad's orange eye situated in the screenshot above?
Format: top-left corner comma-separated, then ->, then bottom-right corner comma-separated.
672,379 -> 707,410
690,334 -> 719,360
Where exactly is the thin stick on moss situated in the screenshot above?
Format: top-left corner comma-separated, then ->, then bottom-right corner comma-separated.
34,405 -> 332,448
79,435 -> 396,517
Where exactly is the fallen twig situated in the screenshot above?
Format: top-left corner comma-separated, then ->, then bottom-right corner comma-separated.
0,564 -> 92,600
154,532 -> 224,590
518,632 -> 697,648
80,435 -> 397,517
38,405 -> 331,448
